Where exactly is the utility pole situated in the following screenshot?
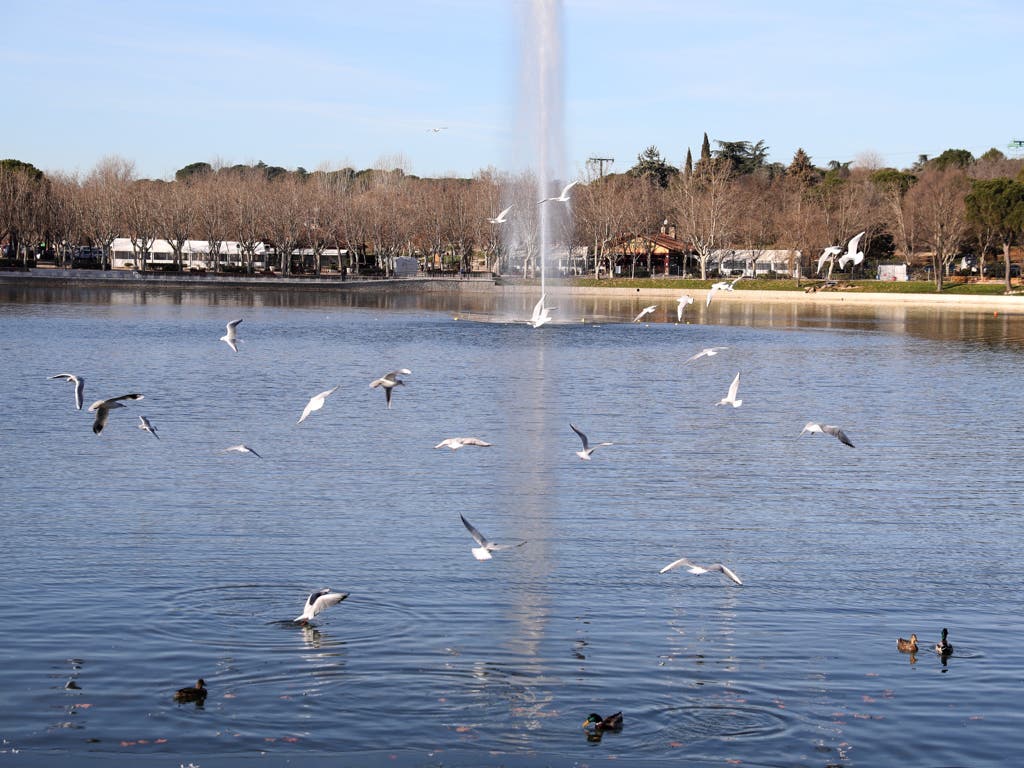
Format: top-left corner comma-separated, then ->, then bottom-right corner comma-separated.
588,157 -> 614,178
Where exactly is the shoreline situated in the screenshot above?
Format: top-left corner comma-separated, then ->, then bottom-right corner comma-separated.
5,268 -> 1024,313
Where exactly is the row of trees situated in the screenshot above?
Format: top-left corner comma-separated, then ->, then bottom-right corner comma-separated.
3,138 -> 1024,289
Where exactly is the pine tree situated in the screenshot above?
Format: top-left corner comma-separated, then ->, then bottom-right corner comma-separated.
684,148 -> 693,178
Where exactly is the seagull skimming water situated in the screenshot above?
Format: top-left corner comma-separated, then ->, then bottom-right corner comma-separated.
660,557 -> 743,585
570,423 -> 613,460
88,393 -> 144,435
799,422 -> 855,447
220,319 -> 242,352
435,437 -> 492,450
460,514 -> 525,561
49,373 -> 85,410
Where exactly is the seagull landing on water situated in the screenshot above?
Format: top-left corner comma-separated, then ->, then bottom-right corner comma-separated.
298,385 -> 340,424
684,346 -> 728,364
633,305 -> 658,323
529,294 -> 555,328
49,373 -> 85,410
460,514 -> 525,561
294,588 -> 349,624
799,422 -> 855,447
538,180 -> 579,204
706,276 -> 742,307
660,557 -> 743,585
837,231 -> 866,270
88,393 -> 144,435
137,415 -> 159,439
676,295 -> 694,322
570,423 -> 613,460
370,369 -> 411,409
435,437 -> 492,450
222,444 -> 261,458
488,205 -> 513,224
716,373 -> 742,408
220,319 -> 243,352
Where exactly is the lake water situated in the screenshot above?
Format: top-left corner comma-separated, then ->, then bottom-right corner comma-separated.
2,282 -> 1022,767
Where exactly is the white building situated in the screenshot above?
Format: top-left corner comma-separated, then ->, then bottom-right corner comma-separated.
712,249 -> 802,278
109,238 -> 267,270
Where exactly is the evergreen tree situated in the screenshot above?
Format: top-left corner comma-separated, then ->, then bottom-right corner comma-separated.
700,133 -> 711,163
684,148 -> 693,178
628,145 -> 678,188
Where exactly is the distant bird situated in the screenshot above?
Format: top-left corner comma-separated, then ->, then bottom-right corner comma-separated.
369,369 -> 411,409
538,180 -> 579,204
137,415 -> 159,439
816,246 -> 843,275
173,679 -> 207,703
435,437 -> 492,450
294,588 -> 349,623
88,393 -> 144,435
220,319 -> 243,352
222,444 -> 261,458
49,373 -> 85,410
799,422 -> 854,447
487,205 -> 513,224
583,712 -> 623,731
935,627 -> 953,655
570,423 -> 612,461
706,275 -> 741,306
460,514 -> 525,560
715,373 -> 742,408
298,385 -> 340,423
427,126 -> 448,133
837,231 -> 866,270
684,346 -> 728,364
633,305 -> 658,323
660,556 -> 743,585
675,294 -> 694,322
897,633 -> 919,653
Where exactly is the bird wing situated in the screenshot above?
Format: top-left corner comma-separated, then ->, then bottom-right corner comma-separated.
226,319 -> 242,332
823,425 -> 855,447
846,231 -> 865,255
458,438 -> 491,447
726,373 -> 741,401
730,275 -> 743,287
496,205 -> 513,221
52,374 -> 85,409
560,180 -> 580,198
460,514 -> 490,548
709,563 -> 743,585
706,285 -> 719,307
91,393 -> 143,411
660,557 -> 696,574
310,591 -> 348,616
245,445 -> 261,458
434,439 -> 456,449
684,350 -> 707,363
570,423 -> 590,450
223,338 -> 238,352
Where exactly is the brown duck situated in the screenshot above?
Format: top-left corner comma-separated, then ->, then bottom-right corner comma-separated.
174,678 -> 207,703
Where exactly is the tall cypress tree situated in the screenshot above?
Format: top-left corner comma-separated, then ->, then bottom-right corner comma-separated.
684,148 -> 693,178
700,133 -> 711,163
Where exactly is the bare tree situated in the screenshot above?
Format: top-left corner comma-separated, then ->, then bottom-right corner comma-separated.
156,178 -> 197,269
263,173 -> 307,275
907,168 -> 971,290
194,172 -> 231,272
669,160 -> 735,279
122,180 -> 160,269
80,156 -> 135,269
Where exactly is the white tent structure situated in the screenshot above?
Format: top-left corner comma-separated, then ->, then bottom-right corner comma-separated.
109,239 -> 267,270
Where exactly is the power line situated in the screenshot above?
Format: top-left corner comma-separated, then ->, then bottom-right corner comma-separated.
588,157 -> 614,178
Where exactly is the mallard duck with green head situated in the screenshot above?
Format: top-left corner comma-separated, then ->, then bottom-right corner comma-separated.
935,628 -> 953,655
582,712 -> 623,731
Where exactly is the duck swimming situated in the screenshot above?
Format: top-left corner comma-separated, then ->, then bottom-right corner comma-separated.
582,712 -> 623,731
174,679 -> 207,703
935,628 -> 953,655
896,633 -> 918,652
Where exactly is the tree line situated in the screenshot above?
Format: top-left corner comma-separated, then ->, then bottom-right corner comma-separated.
2,136 -> 1024,290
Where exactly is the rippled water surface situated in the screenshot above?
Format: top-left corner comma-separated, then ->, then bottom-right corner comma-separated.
2,283 -> 1023,767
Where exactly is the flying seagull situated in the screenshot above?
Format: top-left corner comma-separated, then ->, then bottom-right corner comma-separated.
488,205 -> 513,224
220,319 -> 243,352
137,415 -> 159,439
799,422 -> 855,447
837,231 -> 866,270
529,294 -> 555,328
570,423 -> 613,461
427,126 -> 448,133
369,369 -> 411,409
460,514 -> 525,561
684,346 -> 728,364
49,373 -> 85,410
660,557 -> 743,585
676,294 -> 694,322
538,180 -> 579,204
294,588 -> 349,623
298,385 -> 340,424
816,246 -> 843,276
706,275 -> 742,307
716,373 -> 742,408
633,305 -> 658,323
435,437 -> 492,450
88,393 -> 144,435
222,444 -> 261,458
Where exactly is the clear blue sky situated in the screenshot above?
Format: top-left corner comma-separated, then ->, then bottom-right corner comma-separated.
5,0 -> 1021,180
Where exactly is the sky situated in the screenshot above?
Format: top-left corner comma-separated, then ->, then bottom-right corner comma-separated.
4,0 -> 1022,181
